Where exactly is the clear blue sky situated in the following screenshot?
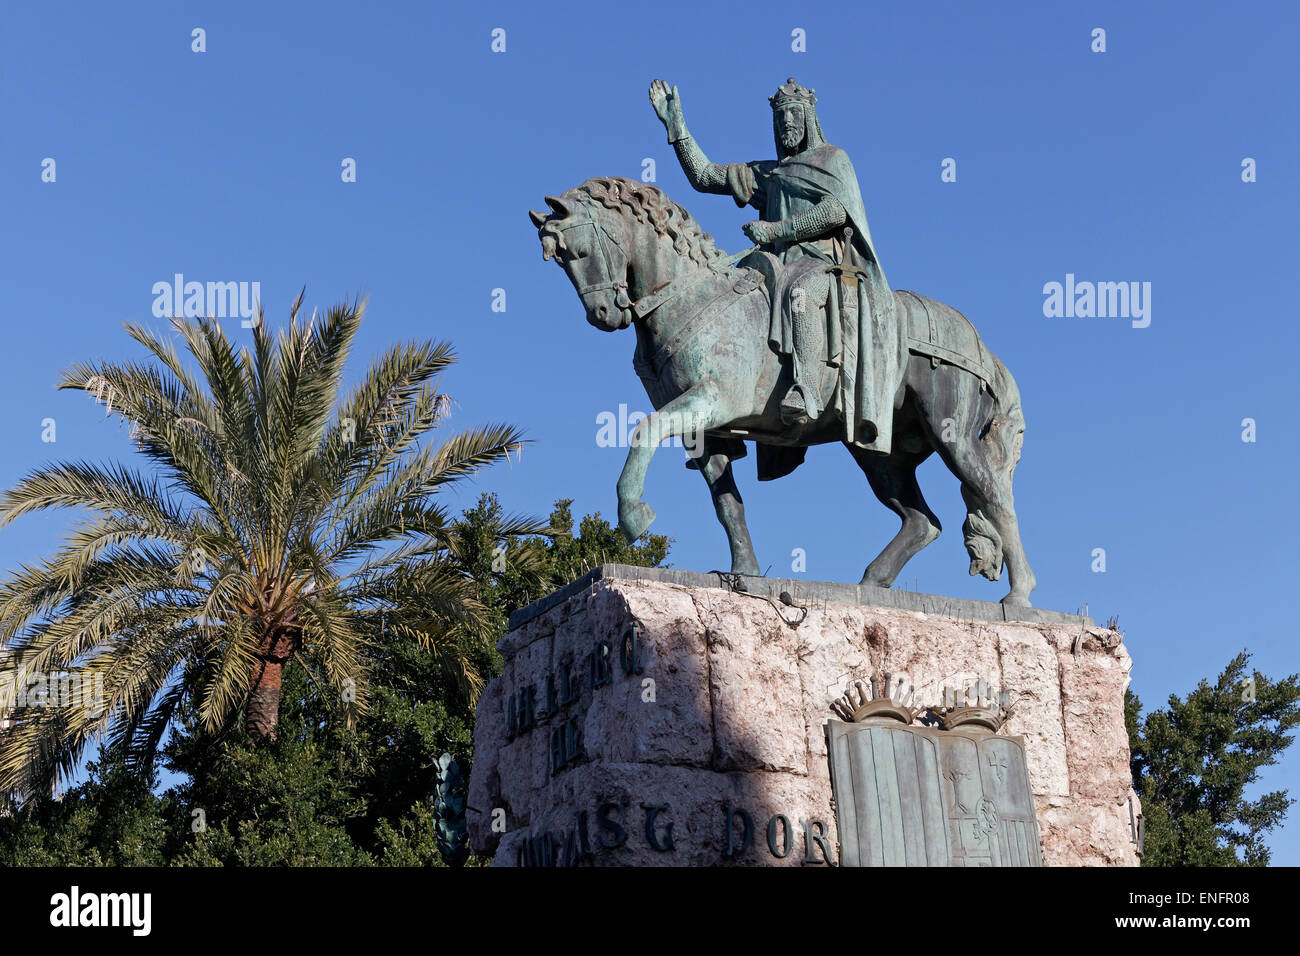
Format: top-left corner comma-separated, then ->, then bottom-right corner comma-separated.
2,1 -> 1296,863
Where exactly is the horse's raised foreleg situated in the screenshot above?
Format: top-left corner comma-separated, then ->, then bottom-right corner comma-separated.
694,438 -> 759,575
848,442 -> 941,588
617,382 -> 724,543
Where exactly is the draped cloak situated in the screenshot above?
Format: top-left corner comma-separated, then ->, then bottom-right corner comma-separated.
729,143 -> 905,464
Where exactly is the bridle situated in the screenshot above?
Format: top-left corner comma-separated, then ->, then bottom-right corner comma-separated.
545,193 -> 765,384
551,197 -> 714,322
551,198 -> 634,312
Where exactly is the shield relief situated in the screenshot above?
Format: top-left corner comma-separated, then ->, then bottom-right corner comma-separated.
827,718 -> 1043,867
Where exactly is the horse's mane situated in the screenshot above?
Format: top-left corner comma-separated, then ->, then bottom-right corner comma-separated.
568,177 -> 734,276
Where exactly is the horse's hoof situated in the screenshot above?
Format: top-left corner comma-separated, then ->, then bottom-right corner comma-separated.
1000,593 -> 1034,608
619,501 -> 656,542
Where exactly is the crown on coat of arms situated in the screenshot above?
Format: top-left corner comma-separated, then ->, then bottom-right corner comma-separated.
927,677 -> 1012,732
770,77 -> 817,109
831,672 -> 923,724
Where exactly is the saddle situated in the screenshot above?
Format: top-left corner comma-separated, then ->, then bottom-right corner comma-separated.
759,261 -> 1001,413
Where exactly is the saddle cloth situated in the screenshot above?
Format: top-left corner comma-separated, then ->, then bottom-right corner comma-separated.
893,288 -> 997,395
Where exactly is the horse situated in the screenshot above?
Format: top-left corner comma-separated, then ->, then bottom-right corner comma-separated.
530,177 -> 1037,606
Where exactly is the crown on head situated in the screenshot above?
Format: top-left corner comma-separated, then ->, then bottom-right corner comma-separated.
770,77 -> 816,109
926,676 -> 1012,732
830,672 -> 923,724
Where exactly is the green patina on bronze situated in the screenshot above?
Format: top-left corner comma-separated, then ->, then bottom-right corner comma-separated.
531,79 -> 1037,606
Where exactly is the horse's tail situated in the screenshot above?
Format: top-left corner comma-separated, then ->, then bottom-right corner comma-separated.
961,357 -> 1025,582
963,510 -> 1004,581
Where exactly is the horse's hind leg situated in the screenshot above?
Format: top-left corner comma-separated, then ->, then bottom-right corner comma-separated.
959,477 -> 1036,606
919,367 -> 1037,606
848,441 -> 941,588
966,403 -> 1036,606
694,437 -> 759,575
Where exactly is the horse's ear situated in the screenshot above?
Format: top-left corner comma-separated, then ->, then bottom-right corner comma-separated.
529,209 -> 548,229
545,195 -> 569,217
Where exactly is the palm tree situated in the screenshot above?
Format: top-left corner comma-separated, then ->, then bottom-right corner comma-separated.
0,293 -> 540,796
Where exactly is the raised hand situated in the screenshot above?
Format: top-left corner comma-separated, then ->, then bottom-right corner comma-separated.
648,79 -> 683,129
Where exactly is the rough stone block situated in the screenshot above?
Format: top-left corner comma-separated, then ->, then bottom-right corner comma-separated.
469,570 -> 1137,866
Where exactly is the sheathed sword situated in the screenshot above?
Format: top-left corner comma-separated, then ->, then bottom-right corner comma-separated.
826,226 -> 869,288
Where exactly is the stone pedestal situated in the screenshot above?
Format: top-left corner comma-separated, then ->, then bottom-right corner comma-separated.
468,565 -> 1140,867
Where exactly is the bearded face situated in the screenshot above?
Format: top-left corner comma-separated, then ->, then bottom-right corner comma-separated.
777,104 -> 806,153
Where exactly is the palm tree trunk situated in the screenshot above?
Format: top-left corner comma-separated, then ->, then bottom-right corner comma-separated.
246,658 -> 284,738
247,625 -> 298,738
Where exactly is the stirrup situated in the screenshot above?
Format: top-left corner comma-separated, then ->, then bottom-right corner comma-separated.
780,387 -> 811,426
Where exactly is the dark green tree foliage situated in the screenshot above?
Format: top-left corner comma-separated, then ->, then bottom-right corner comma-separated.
161,627 -> 479,866
0,750 -> 173,866
449,493 -> 670,639
1127,650 -> 1300,866
0,494 -> 670,865
543,497 -> 671,584
1,651 -> 470,866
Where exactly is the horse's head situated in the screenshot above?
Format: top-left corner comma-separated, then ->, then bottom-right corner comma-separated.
530,185 -> 636,332
531,177 -> 733,333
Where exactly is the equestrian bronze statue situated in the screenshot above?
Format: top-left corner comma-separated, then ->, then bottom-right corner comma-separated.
530,79 -> 1037,606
